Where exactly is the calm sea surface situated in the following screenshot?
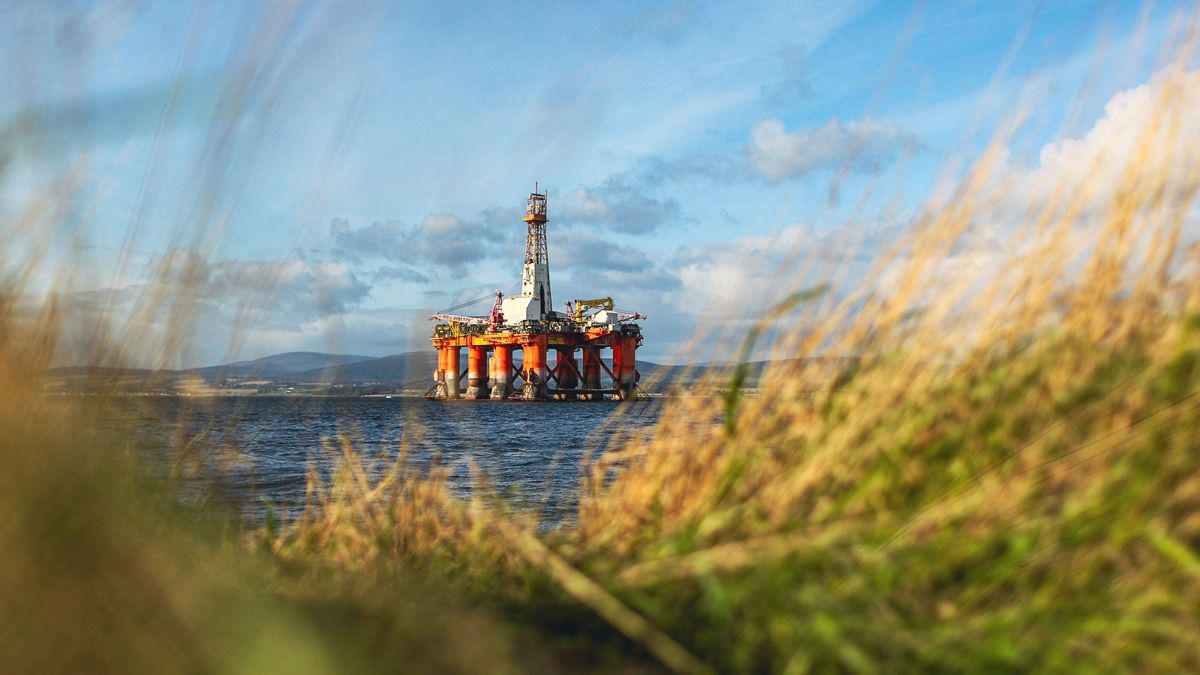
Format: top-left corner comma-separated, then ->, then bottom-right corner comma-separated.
101,396 -> 664,525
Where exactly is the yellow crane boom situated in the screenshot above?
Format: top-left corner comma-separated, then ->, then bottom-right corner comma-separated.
571,297 -> 614,321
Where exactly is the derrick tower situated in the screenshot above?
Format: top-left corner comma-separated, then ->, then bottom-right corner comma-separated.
500,185 -> 554,324
521,186 -> 551,319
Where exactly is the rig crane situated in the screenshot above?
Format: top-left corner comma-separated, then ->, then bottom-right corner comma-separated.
430,291 -> 505,332
569,297 -> 613,321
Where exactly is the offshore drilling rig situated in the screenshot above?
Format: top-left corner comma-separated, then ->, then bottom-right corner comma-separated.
428,186 -> 645,401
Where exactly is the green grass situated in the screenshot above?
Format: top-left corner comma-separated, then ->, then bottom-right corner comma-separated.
259,314 -> 1200,673
5,22 -> 1200,675
255,59 -> 1200,672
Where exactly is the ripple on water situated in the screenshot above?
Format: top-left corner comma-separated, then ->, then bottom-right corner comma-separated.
101,396 -> 663,524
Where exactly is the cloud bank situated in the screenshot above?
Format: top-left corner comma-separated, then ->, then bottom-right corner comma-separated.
748,118 -> 919,182
330,212 -> 515,279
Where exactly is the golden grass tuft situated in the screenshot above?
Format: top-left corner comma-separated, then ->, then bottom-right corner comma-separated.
266,50 -> 1200,673
5,15 -> 1200,675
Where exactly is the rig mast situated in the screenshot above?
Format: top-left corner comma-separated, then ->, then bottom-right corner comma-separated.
522,186 -> 551,319
500,186 -> 556,324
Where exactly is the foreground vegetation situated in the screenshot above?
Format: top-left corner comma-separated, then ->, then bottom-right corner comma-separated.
5,29 -> 1200,675
266,59 -> 1200,672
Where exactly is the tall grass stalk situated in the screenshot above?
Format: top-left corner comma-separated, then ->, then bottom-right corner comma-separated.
269,49 -> 1200,673
4,11 -> 1200,675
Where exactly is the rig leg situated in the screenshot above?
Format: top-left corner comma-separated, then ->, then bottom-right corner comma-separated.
465,346 -> 488,399
443,347 -> 461,399
489,345 -> 513,400
556,348 -> 578,400
581,346 -> 602,401
521,336 -> 549,400
614,335 -> 639,401
430,345 -> 447,399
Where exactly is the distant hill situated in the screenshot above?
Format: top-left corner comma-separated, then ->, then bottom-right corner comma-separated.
47,350 -> 818,392
289,354 -> 692,388
289,352 -> 438,386
638,361 -> 731,389
184,352 -> 377,379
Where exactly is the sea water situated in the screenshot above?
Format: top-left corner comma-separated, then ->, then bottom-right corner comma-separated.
101,396 -> 663,525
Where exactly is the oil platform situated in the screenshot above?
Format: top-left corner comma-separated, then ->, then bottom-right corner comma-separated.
428,187 -> 645,401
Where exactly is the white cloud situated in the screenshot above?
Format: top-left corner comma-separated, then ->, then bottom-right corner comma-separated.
46,251 -> 379,368
868,67 -> 1200,318
665,222 -> 896,316
550,225 -> 656,273
330,212 -> 510,276
992,66 -> 1200,213
748,118 -> 918,182
153,250 -> 371,322
572,220 -> 905,361
562,180 -> 684,234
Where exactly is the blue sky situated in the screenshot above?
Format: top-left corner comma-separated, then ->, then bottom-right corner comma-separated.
1,0 -> 1195,367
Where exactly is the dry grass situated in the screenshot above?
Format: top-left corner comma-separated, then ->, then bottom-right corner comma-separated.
5,10 -> 1200,675
247,47 -> 1200,675
0,313 -> 642,672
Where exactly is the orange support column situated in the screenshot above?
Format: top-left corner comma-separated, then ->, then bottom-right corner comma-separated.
581,345 -> 602,401
521,335 -> 549,400
613,335 -> 639,401
465,346 -> 488,399
555,348 -> 578,400
443,347 -> 461,399
435,344 -> 445,380
489,345 -> 513,400
432,344 -> 447,398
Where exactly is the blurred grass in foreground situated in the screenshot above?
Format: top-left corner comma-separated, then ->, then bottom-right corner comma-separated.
0,305 -> 630,672
5,13 -> 1200,675
266,53 -> 1200,673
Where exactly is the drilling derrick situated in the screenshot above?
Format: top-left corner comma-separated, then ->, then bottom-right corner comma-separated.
523,189 -> 551,318
500,187 -> 554,325
428,185 -> 645,402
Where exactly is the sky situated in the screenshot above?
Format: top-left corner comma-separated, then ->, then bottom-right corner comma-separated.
1,0 -> 1196,367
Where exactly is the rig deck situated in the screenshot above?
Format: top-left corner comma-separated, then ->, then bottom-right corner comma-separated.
430,322 -> 642,401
